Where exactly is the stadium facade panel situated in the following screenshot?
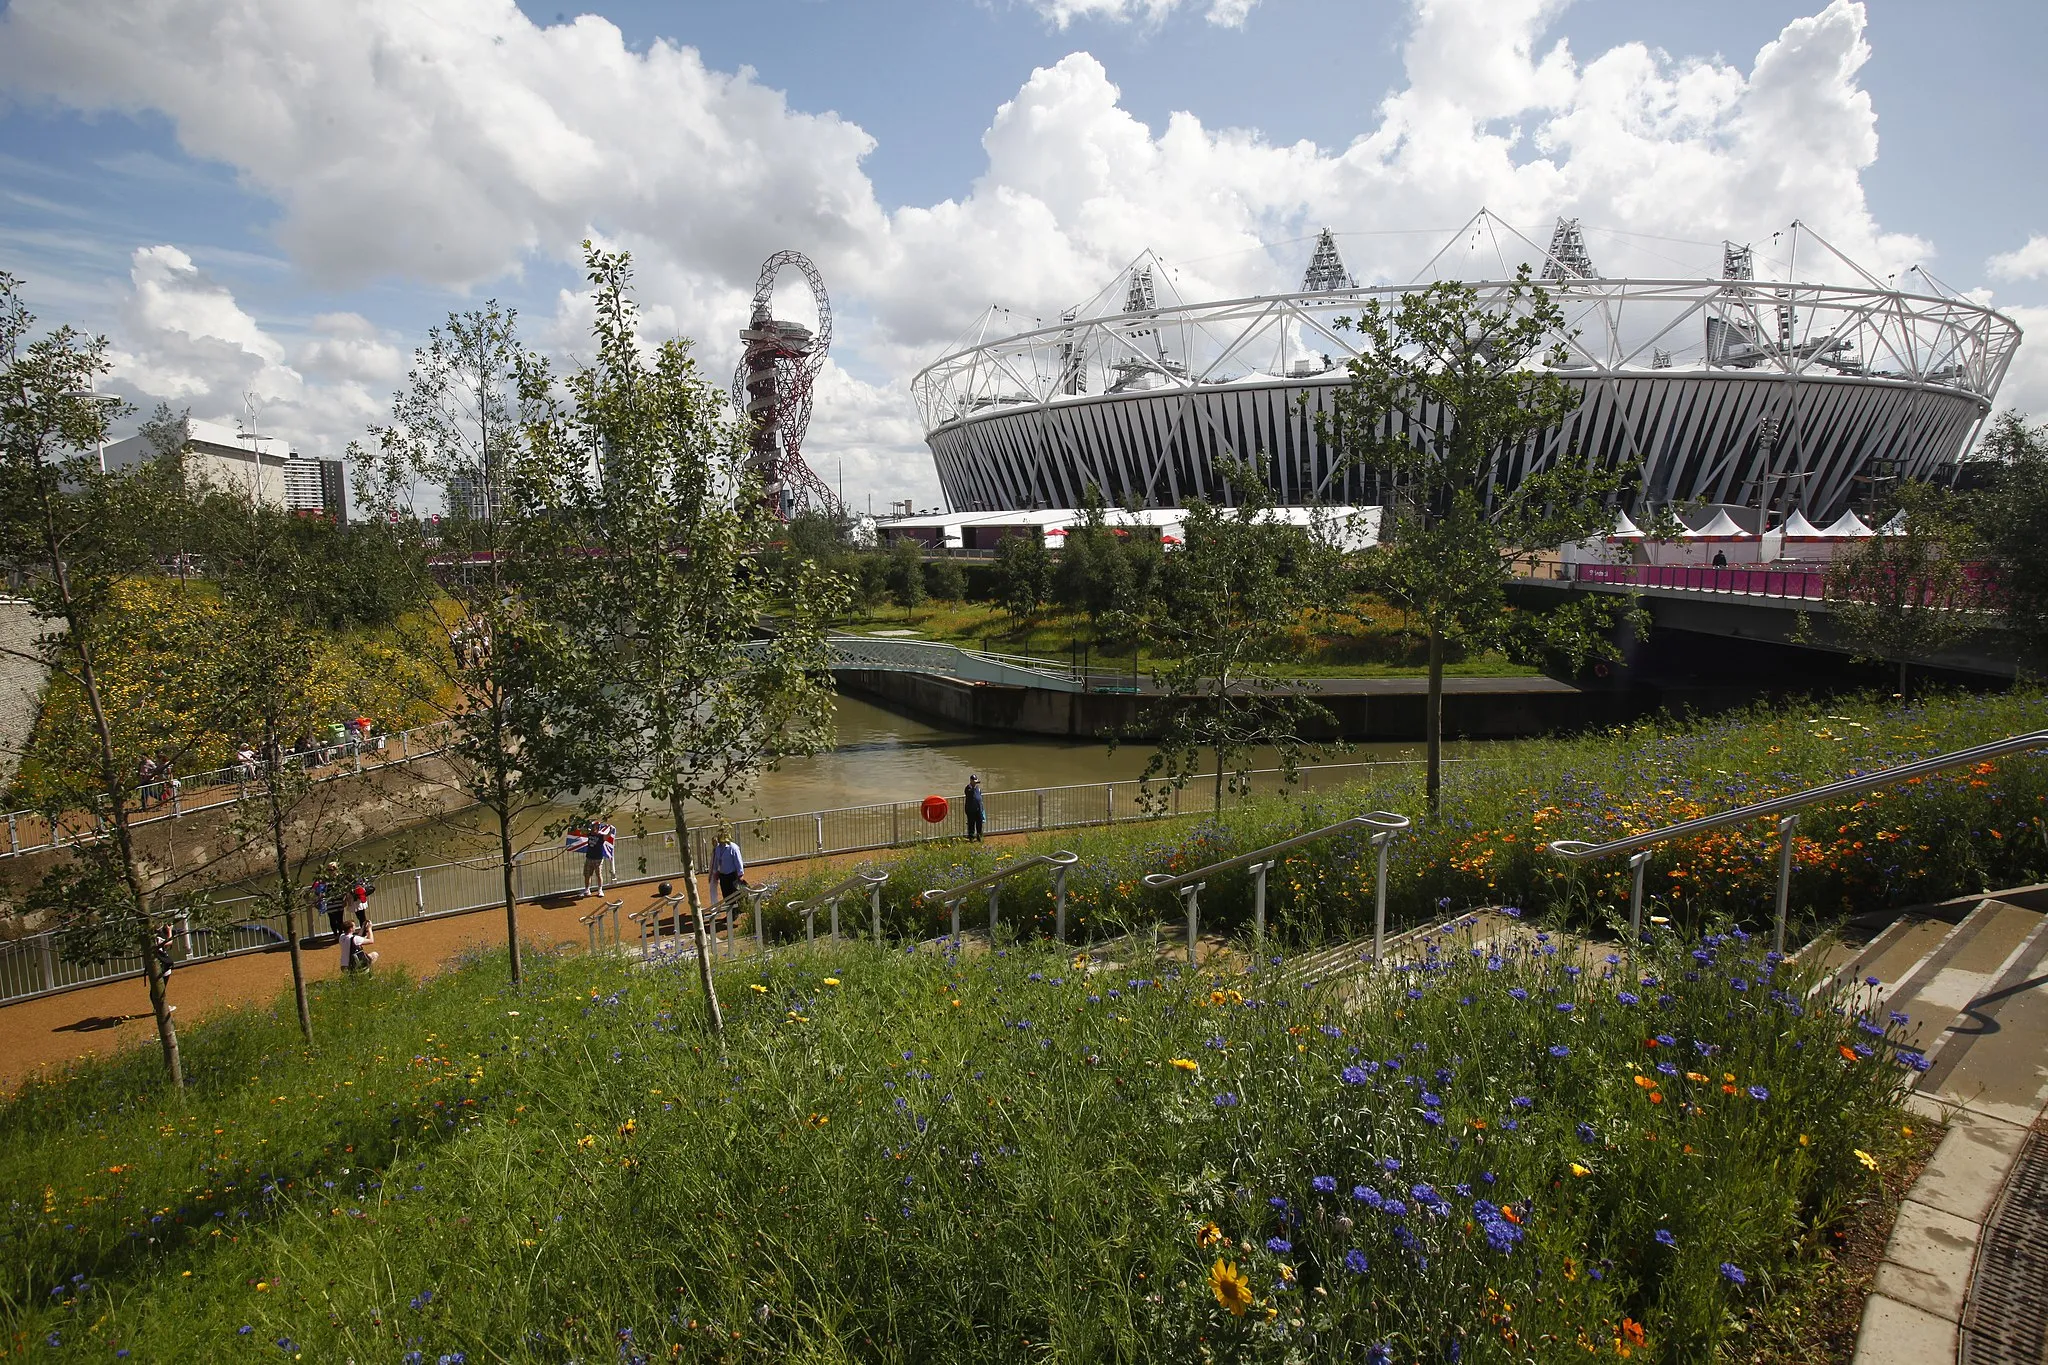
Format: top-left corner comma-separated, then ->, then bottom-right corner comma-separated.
912,234 -> 2021,525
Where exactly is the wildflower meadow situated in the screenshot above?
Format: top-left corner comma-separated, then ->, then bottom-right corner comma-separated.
5,918 -> 1920,1362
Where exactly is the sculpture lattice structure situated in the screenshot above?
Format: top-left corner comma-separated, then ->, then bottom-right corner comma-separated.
733,250 -> 834,517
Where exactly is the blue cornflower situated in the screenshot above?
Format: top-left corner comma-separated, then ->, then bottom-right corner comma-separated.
1655,1229 -> 1677,1248
1549,1044 -> 1571,1058
1368,1345 -> 1393,1365
1344,1249 -> 1369,1274
1312,1175 -> 1337,1193
1354,1185 -> 1383,1207
1341,1065 -> 1373,1085
1729,977 -> 1748,992
1555,1002 -> 1575,1013
1889,1011 -> 1910,1027
1383,1157 -> 1402,1171
1510,1096 -> 1533,1109
1721,1262 -> 1747,1285
1205,1036 -> 1227,1050
1656,1033 -> 1677,1047
1421,1091 -> 1442,1108
1269,1196 -> 1290,1210
1748,1085 -> 1769,1101
1383,1200 -> 1408,1218
1213,1092 -> 1240,1107
1618,991 -> 1640,1005
238,1327 -> 254,1337
1576,1122 -> 1597,1143
1508,988 -> 1529,1001
1266,1237 -> 1292,1254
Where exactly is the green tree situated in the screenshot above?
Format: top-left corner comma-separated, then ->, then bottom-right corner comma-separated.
1135,478 -> 1340,812
1969,411 -> 2048,660
992,531 -> 1051,622
885,534 -> 928,612
351,302 -> 593,989
0,274 -> 194,1085
925,552 -> 966,603
1054,487 -> 1137,647
1319,268 -> 1636,813
1824,483 -> 1983,698
526,244 -> 845,1038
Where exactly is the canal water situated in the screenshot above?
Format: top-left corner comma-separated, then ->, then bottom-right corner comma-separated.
339,693 -> 1437,872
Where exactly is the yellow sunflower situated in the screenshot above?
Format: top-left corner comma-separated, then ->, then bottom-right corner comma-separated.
1208,1258 -> 1254,1316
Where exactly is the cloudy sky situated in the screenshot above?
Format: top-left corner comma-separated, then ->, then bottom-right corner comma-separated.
2,0 -> 2045,513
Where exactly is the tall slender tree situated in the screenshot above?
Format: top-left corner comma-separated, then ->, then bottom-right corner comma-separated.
1318,268 -> 1637,813
526,244 -> 844,1038
0,274 -> 192,1084
351,303 -> 589,989
1823,483 -> 1983,698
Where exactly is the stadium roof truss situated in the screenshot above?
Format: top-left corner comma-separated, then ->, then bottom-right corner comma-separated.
910,214 -> 2022,520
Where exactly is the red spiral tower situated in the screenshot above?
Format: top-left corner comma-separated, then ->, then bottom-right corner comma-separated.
733,250 -> 834,518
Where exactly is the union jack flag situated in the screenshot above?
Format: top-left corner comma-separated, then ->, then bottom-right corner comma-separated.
566,824 -> 615,860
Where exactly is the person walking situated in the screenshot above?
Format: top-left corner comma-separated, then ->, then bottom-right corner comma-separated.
712,832 -> 746,906
314,863 -> 345,939
138,756 -> 159,811
576,818 -> 616,897
339,919 -> 377,974
964,775 -> 986,841
349,874 -> 375,931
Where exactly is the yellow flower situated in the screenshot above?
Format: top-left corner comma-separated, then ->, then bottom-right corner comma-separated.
1798,1134 -> 1810,1147
749,983 -> 768,994
576,1135 -> 596,1149
1855,1149 -> 1879,1171
1209,1258 -> 1254,1316
822,978 -> 840,987
805,1113 -> 829,1128
1169,1058 -> 1199,1073
617,1119 -> 637,1139
1569,1162 -> 1591,1177
1196,1221 -> 1224,1248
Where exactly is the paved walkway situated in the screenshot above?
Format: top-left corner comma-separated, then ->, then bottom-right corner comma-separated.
1811,886 -> 2048,1364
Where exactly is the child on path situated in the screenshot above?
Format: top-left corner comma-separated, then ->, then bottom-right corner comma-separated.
314,863 -> 345,938
349,875 -> 374,931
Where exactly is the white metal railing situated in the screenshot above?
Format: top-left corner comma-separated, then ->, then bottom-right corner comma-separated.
0,721 -> 457,859
788,868 -> 891,948
921,852 -> 1080,947
1548,729 -> 2048,951
1144,812 -> 1411,965
0,758 -> 1440,1006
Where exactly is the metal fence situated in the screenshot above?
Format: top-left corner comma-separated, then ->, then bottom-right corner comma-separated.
0,722 -> 456,859
1573,562 -> 1828,600
0,757 -> 1441,1006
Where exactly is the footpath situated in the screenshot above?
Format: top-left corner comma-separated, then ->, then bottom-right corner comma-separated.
0,836 -> 1036,1092
1807,885 -> 2048,1364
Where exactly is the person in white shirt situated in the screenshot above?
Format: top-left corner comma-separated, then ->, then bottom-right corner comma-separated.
339,921 -> 377,973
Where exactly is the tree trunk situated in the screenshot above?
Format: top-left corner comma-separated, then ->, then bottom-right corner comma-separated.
1899,658 -> 1910,702
497,798 -> 523,988
670,793 -> 725,1039
264,713 -> 313,1043
1425,625 -> 1445,816
43,498 -> 182,1087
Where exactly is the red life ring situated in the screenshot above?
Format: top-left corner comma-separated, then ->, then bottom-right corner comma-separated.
920,795 -> 949,824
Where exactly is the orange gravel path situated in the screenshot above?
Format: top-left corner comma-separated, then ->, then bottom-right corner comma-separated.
0,834 -> 1036,1092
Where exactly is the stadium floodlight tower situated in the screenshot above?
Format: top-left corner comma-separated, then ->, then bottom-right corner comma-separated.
733,250 -> 835,518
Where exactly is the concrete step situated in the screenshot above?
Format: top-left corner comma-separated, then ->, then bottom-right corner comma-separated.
1885,900 -> 2044,1053
1910,903 -> 2048,1127
1810,913 -> 1968,1007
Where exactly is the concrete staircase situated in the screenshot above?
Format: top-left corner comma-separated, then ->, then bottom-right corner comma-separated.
1799,885 -> 2048,1125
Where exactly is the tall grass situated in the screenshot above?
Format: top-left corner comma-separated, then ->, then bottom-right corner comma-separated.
3,921 -> 1918,1362
766,688 -> 2048,948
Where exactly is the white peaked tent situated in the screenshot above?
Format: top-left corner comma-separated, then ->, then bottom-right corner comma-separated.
1683,509 -> 1755,540
1778,509 -> 1827,541
1878,511 -> 1909,535
1820,509 -> 1876,538
1609,510 -> 1645,539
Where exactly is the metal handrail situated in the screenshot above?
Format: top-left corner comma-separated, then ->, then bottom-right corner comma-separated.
787,867 -> 890,946
1143,812 -> 1412,965
1548,729 -> 2048,950
921,851 -> 1081,946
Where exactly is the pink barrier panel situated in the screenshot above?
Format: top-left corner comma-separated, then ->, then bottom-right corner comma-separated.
1569,563 -> 1827,600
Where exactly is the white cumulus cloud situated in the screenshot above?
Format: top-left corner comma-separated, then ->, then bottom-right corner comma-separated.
1989,235 -> 2048,283
0,0 -> 1995,505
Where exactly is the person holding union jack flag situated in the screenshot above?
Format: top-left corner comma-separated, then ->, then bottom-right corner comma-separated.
571,817 -> 616,897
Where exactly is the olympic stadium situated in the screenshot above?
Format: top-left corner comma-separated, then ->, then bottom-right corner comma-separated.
908,213 -> 2022,524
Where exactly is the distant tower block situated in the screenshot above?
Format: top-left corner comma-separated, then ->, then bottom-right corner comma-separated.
733,250 -> 835,519
1301,229 -> 1356,292
1542,217 -> 1597,281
